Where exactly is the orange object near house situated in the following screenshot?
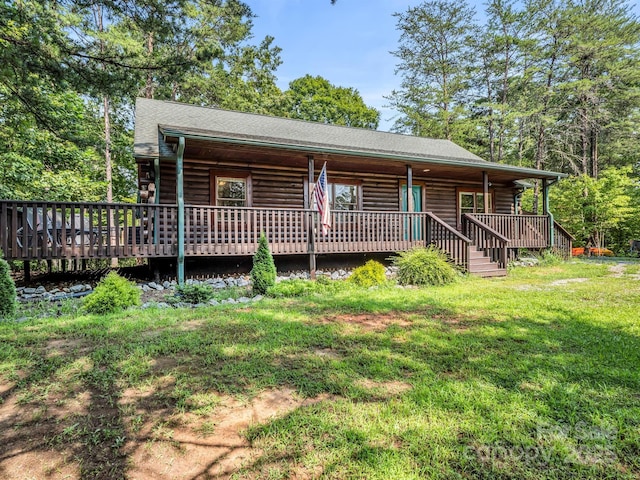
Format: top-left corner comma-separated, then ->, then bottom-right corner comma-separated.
572,247 -> 614,257
589,247 -> 614,256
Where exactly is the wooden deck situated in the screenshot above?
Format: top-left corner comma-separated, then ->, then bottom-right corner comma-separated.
0,201 -> 571,272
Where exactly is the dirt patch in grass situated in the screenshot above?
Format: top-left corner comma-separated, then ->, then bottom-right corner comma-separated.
121,387 -> 333,480
608,263 -> 626,278
548,277 -> 589,286
356,379 -> 412,395
319,312 -> 413,331
313,348 -> 341,360
0,380 -> 333,480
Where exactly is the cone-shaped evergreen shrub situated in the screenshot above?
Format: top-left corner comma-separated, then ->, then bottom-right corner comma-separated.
251,233 -> 276,295
83,271 -> 141,315
0,253 -> 17,320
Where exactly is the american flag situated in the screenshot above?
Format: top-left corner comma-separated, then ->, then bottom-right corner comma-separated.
314,162 -> 331,235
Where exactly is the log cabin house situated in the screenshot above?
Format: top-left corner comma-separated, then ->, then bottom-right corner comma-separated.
0,98 -> 573,282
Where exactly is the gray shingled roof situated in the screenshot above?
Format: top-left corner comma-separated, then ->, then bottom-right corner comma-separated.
134,98 -> 564,179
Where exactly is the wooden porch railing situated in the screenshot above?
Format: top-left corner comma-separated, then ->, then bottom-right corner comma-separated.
183,206 -> 310,256
182,206 -> 472,267
467,213 -> 549,248
1,201 -> 475,269
462,214 -> 510,269
4,201 -> 574,271
553,221 -> 574,258
0,200 -> 177,260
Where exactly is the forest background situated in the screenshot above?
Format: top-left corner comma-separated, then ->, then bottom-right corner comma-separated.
1,0 -> 639,251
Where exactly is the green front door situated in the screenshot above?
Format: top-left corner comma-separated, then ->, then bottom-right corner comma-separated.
401,185 -> 423,240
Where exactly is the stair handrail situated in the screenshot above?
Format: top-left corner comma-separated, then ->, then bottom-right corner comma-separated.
552,220 -> 575,241
424,212 -> 472,270
462,214 -> 510,268
424,212 -> 473,243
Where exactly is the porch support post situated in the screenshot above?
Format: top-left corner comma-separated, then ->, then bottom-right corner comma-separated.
176,137 -> 186,285
482,171 -> 490,213
307,155 -> 316,279
153,158 -> 160,242
407,165 -> 413,242
542,178 -> 555,248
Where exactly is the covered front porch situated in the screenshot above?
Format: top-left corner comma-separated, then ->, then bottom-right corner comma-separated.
0,200 -> 572,279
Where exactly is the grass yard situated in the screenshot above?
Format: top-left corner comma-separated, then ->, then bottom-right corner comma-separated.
0,261 -> 639,479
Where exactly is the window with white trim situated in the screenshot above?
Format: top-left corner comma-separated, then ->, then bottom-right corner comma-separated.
216,177 -> 247,207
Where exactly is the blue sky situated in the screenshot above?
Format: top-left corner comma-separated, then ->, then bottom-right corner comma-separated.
246,0 -> 639,132
247,0 -> 424,131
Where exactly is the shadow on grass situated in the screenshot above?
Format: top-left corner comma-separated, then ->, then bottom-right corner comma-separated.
0,289 -> 639,479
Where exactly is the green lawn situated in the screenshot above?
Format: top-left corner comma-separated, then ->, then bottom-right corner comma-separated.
1,261 -> 639,479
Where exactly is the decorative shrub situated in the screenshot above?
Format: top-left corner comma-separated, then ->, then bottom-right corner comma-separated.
348,260 -> 386,288
538,249 -> 563,266
251,233 -> 277,295
175,283 -> 214,304
0,252 -> 17,320
83,271 -> 141,315
267,277 -> 341,298
391,246 -> 457,286
267,279 -> 314,297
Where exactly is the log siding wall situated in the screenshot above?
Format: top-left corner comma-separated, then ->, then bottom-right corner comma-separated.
156,157 -> 517,221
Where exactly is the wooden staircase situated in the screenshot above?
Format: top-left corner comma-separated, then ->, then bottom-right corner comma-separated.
467,247 -> 507,277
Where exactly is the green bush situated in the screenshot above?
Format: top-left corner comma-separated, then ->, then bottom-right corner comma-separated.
538,249 -> 563,266
267,277 -> 342,298
175,283 -> 214,303
391,246 -> 458,286
348,260 -> 386,288
0,253 -> 17,320
83,271 -> 141,315
251,233 -> 277,295
267,279 -> 315,297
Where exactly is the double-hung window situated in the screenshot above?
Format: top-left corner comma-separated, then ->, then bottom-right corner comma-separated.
311,180 -> 361,210
458,189 -> 492,225
216,177 -> 247,207
331,183 -> 359,210
211,171 -> 251,207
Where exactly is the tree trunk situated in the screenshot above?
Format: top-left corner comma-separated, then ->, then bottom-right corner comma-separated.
145,32 -> 154,99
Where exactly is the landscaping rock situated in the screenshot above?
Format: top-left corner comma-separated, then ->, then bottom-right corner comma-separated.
23,288 -> 36,295
237,296 -> 251,303
35,285 -> 46,294
331,271 -> 341,280
208,299 -> 220,306
252,295 -> 263,302
69,284 -> 85,293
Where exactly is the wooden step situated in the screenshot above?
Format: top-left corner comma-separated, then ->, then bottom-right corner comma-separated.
474,268 -> 507,278
467,247 -> 507,277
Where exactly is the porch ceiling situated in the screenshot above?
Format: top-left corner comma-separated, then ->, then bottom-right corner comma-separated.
160,135 -> 561,185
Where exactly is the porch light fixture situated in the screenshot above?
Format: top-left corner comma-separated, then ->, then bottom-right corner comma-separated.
423,168 -> 430,172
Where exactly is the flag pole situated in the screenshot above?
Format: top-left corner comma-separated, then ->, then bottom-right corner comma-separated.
307,155 -> 316,279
